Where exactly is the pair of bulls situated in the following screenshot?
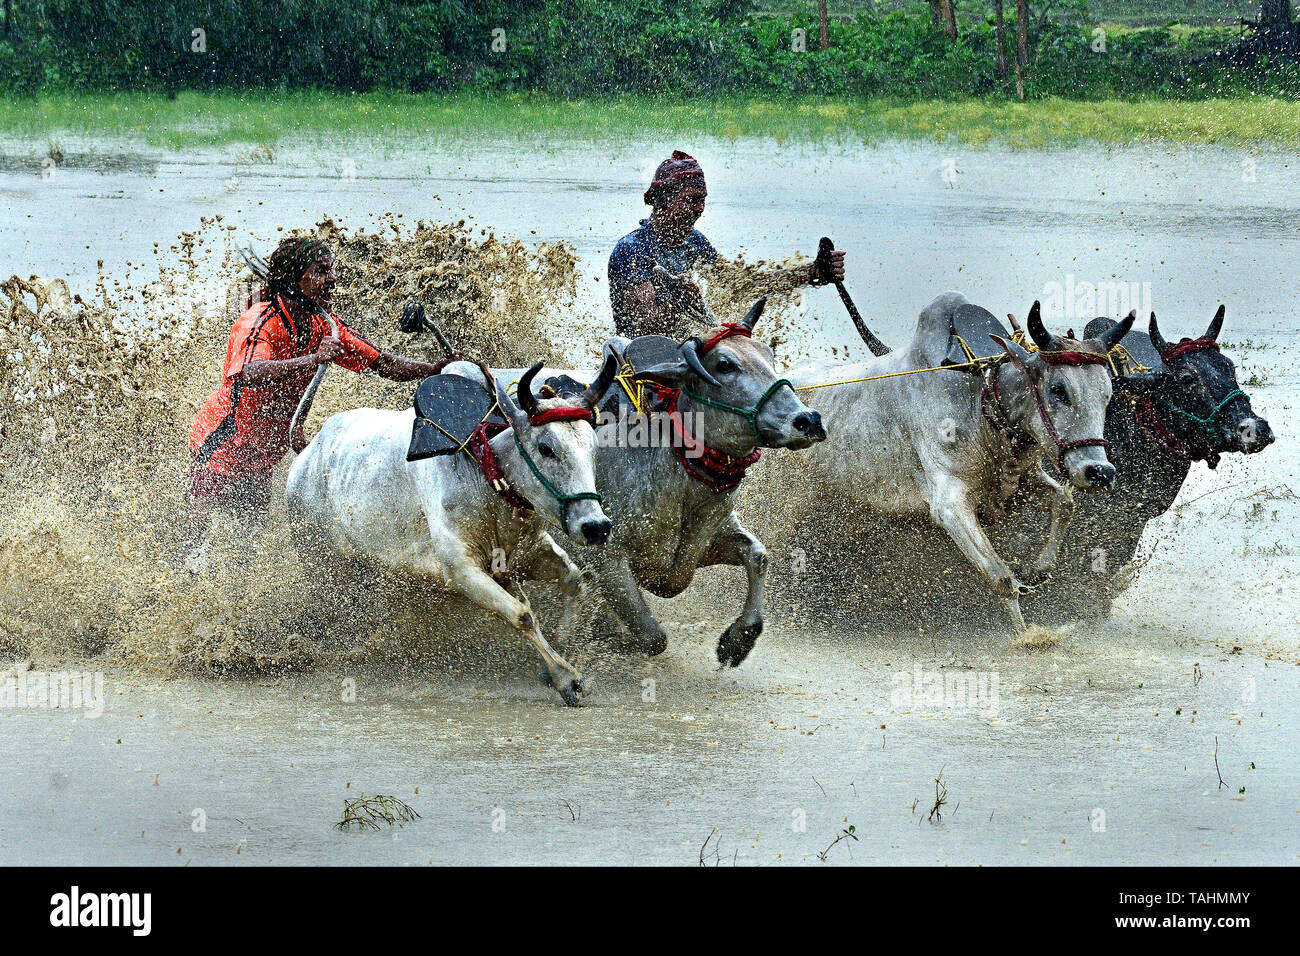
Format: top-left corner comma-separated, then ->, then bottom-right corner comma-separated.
286,299 -> 824,706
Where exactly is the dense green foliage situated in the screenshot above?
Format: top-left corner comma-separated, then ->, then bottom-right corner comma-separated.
1,1 -> 1296,98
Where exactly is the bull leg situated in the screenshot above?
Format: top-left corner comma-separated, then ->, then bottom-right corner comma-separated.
925,475 -> 1029,631
521,534 -> 587,642
590,554 -> 669,657
426,536 -> 587,706
1022,466 -> 1074,585
699,514 -> 768,667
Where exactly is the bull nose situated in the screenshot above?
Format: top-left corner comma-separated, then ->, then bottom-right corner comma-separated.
1084,462 -> 1115,490
580,518 -> 612,546
792,410 -> 826,441
1241,418 -> 1274,450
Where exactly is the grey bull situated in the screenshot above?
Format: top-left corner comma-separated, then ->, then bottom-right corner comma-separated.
446,297 -> 827,668
284,357 -> 618,706
782,291 -> 1134,631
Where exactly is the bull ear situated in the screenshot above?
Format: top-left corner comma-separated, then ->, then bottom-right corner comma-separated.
1096,309 -> 1136,351
581,353 -> 619,409
1026,300 -> 1054,350
1205,304 -> 1225,341
1116,371 -> 1164,397
739,296 -> 767,331
990,334 -> 1032,373
1148,312 -> 1170,356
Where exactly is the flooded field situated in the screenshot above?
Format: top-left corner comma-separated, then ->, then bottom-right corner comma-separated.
1,131 -> 1297,864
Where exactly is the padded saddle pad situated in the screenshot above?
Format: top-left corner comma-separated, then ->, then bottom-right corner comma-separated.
407,373 -> 506,462
945,304 -> 1015,366
554,335 -> 684,417
1083,316 -> 1164,373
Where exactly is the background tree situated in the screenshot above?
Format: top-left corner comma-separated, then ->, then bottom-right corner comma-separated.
938,0 -> 957,38
994,0 -> 1008,79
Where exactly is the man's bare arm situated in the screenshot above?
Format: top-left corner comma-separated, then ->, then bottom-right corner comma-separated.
370,353 -> 455,381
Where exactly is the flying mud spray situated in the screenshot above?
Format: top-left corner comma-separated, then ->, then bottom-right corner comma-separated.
0,215 -> 815,679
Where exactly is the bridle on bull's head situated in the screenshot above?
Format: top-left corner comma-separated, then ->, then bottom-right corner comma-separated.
982,302 -> 1132,473
487,357 -> 617,534
1108,308 -> 1254,469
673,298 -> 795,445
1141,308 -> 1243,451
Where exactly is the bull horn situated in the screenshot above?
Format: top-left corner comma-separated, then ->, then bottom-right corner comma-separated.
1205,304 -> 1225,342
517,361 -> 544,417
1148,312 -> 1170,356
739,296 -> 767,330
581,353 -> 619,410
489,367 -> 526,427
681,339 -> 721,387
1096,309 -> 1136,351
1026,300 -> 1053,350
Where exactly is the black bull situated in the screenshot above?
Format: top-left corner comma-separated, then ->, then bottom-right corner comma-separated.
760,309 -> 1274,629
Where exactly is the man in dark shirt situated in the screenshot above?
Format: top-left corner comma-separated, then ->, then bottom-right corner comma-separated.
608,150 -> 846,339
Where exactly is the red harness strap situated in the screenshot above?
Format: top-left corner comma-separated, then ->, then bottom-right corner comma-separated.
527,406 -> 598,427
645,382 -> 761,492
1159,337 -> 1218,363
699,323 -> 753,353
466,422 -> 533,511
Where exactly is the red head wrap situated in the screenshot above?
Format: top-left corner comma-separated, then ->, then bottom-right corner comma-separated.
644,150 -> 706,206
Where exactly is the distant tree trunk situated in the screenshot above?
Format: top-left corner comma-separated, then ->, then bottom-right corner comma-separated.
3,0 -> 13,39
1261,0 -> 1295,44
938,0 -> 957,38
818,0 -> 829,51
994,0 -> 1008,78
1015,0 -> 1029,67
928,0 -> 942,27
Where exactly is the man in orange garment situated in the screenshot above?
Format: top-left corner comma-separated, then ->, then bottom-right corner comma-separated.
188,236 -> 446,527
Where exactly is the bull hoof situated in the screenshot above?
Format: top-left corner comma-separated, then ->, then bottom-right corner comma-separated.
717,618 -> 763,668
556,674 -> 587,707
634,632 -> 669,657
1018,562 -> 1053,588
992,574 -> 1030,598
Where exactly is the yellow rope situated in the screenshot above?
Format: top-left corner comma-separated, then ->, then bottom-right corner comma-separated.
614,363 -> 647,414
794,327 -> 1136,393
794,359 -> 981,391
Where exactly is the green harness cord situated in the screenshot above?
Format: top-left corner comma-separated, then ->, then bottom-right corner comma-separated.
512,431 -> 604,536
1153,389 -> 1244,442
680,378 -> 795,444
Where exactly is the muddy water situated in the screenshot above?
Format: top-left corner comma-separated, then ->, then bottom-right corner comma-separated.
1,132 -> 1298,864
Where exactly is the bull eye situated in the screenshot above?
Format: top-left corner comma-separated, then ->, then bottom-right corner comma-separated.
1050,382 -> 1070,405
537,442 -> 557,459
1177,369 -> 1197,387
714,356 -> 737,374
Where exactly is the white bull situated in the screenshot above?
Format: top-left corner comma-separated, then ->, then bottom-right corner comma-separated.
782,292 -> 1134,631
447,297 -> 827,667
284,358 -> 617,706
